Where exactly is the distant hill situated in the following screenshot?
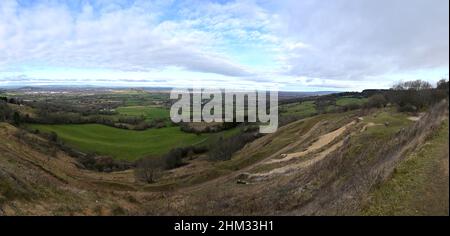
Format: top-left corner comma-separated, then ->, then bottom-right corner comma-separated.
278,91 -> 340,100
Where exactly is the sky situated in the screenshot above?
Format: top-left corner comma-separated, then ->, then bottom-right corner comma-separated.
0,0 -> 448,91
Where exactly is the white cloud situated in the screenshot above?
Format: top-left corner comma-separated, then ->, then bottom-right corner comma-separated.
0,0 -> 254,77
0,0 -> 448,91
273,0 -> 449,82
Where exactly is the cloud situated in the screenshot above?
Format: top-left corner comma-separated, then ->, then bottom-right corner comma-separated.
0,0 -> 448,91
273,0 -> 449,81
0,0 -> 253,77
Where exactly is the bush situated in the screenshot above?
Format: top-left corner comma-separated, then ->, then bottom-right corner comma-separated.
208,132 -> 260,161
343,103 -> 361,111
164,148 -> 184,169
135,157 -> 164,183
366,94 -> 387,108
398,103 -> 417,113
150,118 -> 167,129
134,121 -> 151,130
49,131 -> 58,143
0,101 -> 13,121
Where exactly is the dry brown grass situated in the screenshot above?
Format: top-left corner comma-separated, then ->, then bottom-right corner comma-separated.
1,100 -> 448,215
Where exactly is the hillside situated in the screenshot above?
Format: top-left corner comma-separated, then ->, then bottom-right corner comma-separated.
362,120 -> 449,215
0,101 -> 448,215
0,122 -> 148,215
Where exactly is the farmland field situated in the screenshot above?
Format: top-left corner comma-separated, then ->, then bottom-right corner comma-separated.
280,101 -> 317,117
116,106 -> 169,121
325,97 -> 368,112
335,97 -> 368,106
28,123 -> 237,161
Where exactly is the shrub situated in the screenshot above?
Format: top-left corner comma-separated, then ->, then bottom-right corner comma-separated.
208,132 -> 259,161
49,131 -> 58,143
366,94 -> 387,108
343,103 -> 361,111
164,148 -> 184,169
135,157 -> 164,183
398,103 -> 417,113
12,112 -> 21,125
0,101 -> 14,121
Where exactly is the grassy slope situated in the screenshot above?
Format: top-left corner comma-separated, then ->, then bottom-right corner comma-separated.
2,104 -> 447,215
336,97 -> 368,106
280,97 -> 367,117
28,123 -> 239,161
281,101 -> 317,116
28,124 -> 209,161
0,122 -> 150,215
362,119 -> 449,216
363,109 -> 412,137
142,114 -> 334,191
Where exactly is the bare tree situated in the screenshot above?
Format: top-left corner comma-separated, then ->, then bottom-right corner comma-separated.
135,157 -> 164,183
437,79 -> 449,90
392,80 -> 432,91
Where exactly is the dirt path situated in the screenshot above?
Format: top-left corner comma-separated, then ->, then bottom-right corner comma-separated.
266,121 -> 356,164
250,140 -> 346,180
408,112 -> 425,121
174,120 -> 327,193
175,118 -> 359,194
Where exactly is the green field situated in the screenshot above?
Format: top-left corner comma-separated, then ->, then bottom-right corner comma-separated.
116,106 -> 169,121
322,97 -> 368,113
335,97 -> 368,106
120,93 -> 168,106
28,124 -> 236,161
280,101 -> 317,117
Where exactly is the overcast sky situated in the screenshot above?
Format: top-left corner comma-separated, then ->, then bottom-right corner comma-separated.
0,0 -> 448,91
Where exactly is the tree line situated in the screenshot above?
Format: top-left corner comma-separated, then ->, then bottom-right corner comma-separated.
367,79 -> 449,112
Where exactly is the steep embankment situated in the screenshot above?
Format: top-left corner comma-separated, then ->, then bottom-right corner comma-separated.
138,101 -> 448,215
361,120 -> 449,215
0,122 -> 152,215
1,100 -> 448,215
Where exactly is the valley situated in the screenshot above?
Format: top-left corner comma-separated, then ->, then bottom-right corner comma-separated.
1,84 -> 448,215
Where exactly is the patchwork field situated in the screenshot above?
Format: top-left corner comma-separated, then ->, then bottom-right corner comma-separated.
280,101 -> 317,116
116,106 -> 170,122
326,97 -> 368,113
280,97 -> 368,117
28,124 -> 236,161
335,97 -> 368,106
